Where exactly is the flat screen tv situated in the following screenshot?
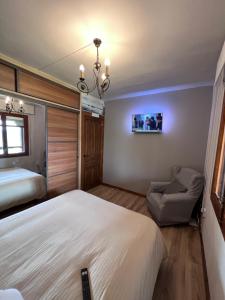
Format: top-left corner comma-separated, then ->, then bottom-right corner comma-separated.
132,113 -> 163,133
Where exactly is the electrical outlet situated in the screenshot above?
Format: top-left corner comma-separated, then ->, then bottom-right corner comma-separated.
201,207 -> 207,214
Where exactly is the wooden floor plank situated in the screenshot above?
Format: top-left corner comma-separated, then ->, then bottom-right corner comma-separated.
89,184 -> 207,300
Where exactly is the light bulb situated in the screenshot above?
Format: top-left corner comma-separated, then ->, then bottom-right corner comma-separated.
5,96 -> 10,104
104,58 -> 110,66
79,64 -> 85,79
105,59 -> 110,77
19,100 -> 23,107
79,64 -> 85,72
102,73 -> 106,81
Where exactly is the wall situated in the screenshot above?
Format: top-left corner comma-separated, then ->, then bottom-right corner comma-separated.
0,102 -> 46,174
103,86 -> 212,194
32,105 -> 46,174
201,44 -> 225,300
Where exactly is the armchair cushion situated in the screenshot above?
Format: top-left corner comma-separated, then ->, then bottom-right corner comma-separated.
163,179 -> 187,194
148,181 -> 171,193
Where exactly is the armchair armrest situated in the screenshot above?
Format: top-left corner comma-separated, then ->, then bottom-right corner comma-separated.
162,193 -> 196,203
147,181 -> 171,196
159,193 -> 198,223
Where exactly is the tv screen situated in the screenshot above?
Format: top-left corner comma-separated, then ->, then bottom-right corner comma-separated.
132,113 -> 163,133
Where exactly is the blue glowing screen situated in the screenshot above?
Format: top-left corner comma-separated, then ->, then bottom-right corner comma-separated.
132,113 -> 163,133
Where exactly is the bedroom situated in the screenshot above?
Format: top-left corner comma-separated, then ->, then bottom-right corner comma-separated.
0,1 -> 225,300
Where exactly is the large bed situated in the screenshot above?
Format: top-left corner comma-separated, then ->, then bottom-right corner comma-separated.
0,167 -> 46,212
0,190 -> 166,300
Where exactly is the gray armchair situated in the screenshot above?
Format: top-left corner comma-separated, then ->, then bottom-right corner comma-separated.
146,167 -> 204,226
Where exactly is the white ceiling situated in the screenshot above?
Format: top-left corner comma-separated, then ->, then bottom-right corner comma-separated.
0,0 -> 224,99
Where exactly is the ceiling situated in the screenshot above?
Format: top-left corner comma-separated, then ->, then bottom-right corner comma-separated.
0,0 -> 224,100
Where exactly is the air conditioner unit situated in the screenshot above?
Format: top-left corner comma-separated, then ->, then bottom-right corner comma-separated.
81,94 -> 104,115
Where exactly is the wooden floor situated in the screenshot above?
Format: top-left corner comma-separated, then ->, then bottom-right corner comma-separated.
89,184 -> 207,300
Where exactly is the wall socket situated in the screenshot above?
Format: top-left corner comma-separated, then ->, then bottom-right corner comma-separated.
201,207 -> 207,218
12,159 -> 19,167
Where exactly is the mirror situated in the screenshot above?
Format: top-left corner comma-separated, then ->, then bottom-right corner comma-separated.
0,92 -> 47,214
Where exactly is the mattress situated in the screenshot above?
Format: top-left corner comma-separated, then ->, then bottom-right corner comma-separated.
0,190 -> 166,300
0,167 -> 46,212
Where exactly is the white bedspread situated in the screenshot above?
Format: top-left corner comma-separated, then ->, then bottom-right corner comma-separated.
0,168 -> 46,212
0,190 -> 166,300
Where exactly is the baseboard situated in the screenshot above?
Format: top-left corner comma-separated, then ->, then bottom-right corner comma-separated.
102,182 -> 146,197
199,226 -> 211,300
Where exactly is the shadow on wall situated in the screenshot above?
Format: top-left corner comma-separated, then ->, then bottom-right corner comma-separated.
104,177 -> 157,195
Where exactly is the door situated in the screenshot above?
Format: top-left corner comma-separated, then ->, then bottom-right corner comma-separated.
81,111 -> 104,190
0,63 -> 16,91
47,107 -> 78,197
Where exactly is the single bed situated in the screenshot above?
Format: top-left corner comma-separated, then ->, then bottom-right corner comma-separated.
0,190 -> 166,300
0,167 -> 46,212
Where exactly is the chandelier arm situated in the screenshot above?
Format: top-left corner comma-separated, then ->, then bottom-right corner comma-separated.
86,68 -> 99,93
78,67 -> 97,94
101,77 -> 110,94
77,80 -> 90,95
83,67 -> 101,96
93,67 -> 103,99
96,77 -> 102,99
96,47 -> 99,64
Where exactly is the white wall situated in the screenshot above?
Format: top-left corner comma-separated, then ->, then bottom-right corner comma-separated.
103,86 -> 212,194
201,57 -> 225,299
0,104 -> 46,175
32,105 -> 46,174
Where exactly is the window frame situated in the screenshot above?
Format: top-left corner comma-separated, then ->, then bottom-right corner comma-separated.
0,112 -> 29,158
211,92 -> 225,239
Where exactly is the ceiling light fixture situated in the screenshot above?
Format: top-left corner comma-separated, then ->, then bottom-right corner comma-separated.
76,38 -> 110,99
5,97 -> 24,114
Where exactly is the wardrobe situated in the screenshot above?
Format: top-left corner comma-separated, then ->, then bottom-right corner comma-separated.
0,62 -> 80,197
0,61 -> 104,196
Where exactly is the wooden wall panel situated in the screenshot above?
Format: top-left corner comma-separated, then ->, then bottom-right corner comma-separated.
0,63 -> 16,91
48,172 -> 77,198
18,70 -> 80,109
48,142 -> 78,177
48,108 -> 78,142
47,107 -> 78,197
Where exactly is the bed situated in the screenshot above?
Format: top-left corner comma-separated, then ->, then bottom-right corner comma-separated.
0,167 -> 46,212
0,190 -> 166,300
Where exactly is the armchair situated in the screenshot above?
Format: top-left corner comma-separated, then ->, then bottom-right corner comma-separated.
146,167 -> 204,226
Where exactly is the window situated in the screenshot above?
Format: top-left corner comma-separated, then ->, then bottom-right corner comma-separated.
0,112 -> 29,158
211,92 -> 225,238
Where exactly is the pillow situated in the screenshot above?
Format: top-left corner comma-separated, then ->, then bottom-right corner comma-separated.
163,180 -> 187,194
0,289 -> 24,300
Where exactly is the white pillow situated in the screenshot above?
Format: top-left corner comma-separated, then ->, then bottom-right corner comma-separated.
0,289 -> 24,300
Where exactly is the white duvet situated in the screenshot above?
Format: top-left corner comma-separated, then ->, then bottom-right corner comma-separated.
0,190 -> 166,300
0,168 -> 46,212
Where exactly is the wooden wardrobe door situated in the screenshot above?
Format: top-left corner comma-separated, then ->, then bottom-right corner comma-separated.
18,70 -> 80,109
47,107 -> 78,197
0,63 -> 16,91
81,112 -> 104,190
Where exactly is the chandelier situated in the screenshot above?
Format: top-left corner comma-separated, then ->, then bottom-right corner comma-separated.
76,38 -> 110,99
5,97 -> 24,114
